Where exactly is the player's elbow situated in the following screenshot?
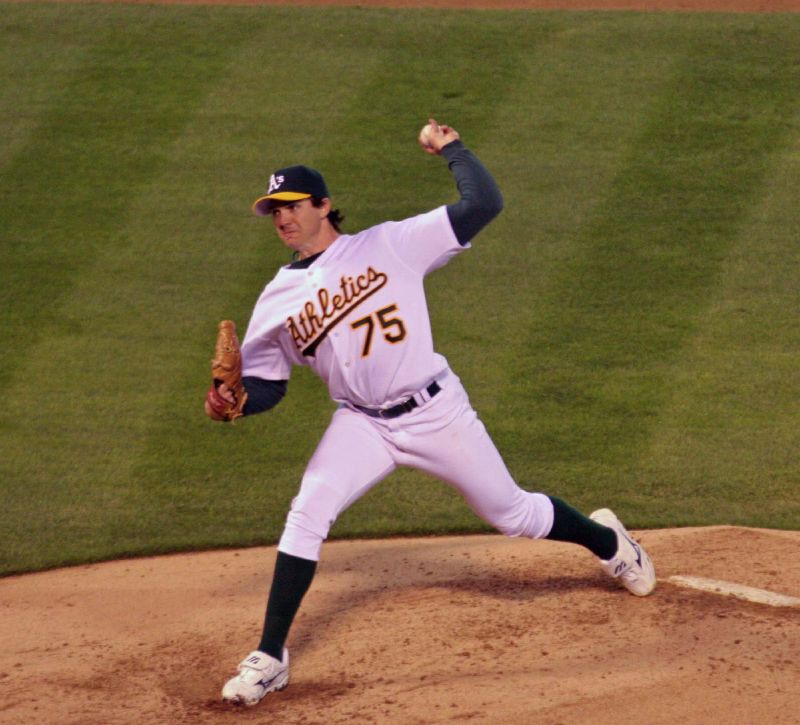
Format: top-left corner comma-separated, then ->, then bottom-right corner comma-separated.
487,188 -> 504,219
475,190 -> 504,231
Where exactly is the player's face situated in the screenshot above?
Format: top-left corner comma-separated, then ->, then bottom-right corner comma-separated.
271,198 -> 330,258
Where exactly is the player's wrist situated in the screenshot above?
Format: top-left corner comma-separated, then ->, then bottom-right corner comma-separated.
440,138 -> 465,159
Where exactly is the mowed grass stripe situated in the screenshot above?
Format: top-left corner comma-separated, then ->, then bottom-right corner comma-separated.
499,18 -> 800,521
302,10 -> 558,230
637,118 -> 800,529
437,13 -> 686,423
0,5 -> 263,377
0,7 -> 98,169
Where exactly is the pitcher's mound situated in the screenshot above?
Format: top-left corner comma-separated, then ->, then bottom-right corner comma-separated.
1,527 -> 798,724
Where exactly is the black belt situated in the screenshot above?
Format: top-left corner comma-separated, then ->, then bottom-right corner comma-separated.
353,381 -> 441,419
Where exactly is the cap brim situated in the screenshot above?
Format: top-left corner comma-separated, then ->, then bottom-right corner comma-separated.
252,192 -> 312,216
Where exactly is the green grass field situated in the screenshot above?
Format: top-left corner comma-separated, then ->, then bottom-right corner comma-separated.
2,4 -> 799,576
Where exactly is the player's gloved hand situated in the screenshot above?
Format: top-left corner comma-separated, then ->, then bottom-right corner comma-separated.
419,118 -> 460,156
205,320 -> 249,422
205,382 -> 236,421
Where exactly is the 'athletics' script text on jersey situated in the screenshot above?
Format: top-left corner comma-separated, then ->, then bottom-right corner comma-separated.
287,266 -> 388,357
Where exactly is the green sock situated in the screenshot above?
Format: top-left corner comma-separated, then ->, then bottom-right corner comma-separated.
258,551 -> 317,661
545,496 -> 617,560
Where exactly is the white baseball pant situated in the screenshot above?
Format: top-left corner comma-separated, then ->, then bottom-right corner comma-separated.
278,370 -> 555,561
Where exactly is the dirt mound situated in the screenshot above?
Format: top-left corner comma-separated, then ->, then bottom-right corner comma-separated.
2,527 -> 798,724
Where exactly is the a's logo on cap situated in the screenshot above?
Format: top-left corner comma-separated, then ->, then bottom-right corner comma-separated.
267,174 -> 285,195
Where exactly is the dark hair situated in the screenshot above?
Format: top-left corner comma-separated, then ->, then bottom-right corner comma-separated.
311,197 -> 344,233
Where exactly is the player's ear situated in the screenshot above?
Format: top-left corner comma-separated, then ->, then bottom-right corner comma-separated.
318,197 -> 332,217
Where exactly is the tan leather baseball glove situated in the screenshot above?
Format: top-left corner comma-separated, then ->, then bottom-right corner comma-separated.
205,320 -> 248,422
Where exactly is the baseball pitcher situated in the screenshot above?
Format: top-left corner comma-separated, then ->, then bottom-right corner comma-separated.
206,119 -> 656,707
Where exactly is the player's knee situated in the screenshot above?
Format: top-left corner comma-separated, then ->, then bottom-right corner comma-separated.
491,492 -> 553,540
278,477 -> 342,560
288,494 -> 335,539
494,516 -> 525,538
279,500 -> 332,561
494,512 -> 535,538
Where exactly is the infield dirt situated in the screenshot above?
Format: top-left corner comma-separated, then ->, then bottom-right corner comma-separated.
2,527 -> 799,724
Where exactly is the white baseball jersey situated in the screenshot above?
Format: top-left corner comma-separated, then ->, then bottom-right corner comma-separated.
241,205 -> 467,409
241,200 -> 553,563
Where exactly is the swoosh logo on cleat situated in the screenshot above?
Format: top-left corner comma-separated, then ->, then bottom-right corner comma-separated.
258,672 -> 284,692
632,543 -> 642,567
624,534 -> 643,567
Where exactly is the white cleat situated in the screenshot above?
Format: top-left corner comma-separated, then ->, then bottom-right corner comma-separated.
222,649 -> 289,706
590,508 -> 656,597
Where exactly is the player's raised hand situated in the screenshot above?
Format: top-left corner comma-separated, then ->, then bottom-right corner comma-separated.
418,118 -> 460,155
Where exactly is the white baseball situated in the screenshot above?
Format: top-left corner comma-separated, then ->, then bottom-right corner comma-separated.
418,123 -> 434,148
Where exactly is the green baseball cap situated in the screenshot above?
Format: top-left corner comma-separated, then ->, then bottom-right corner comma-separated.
252,165 -> 329,216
